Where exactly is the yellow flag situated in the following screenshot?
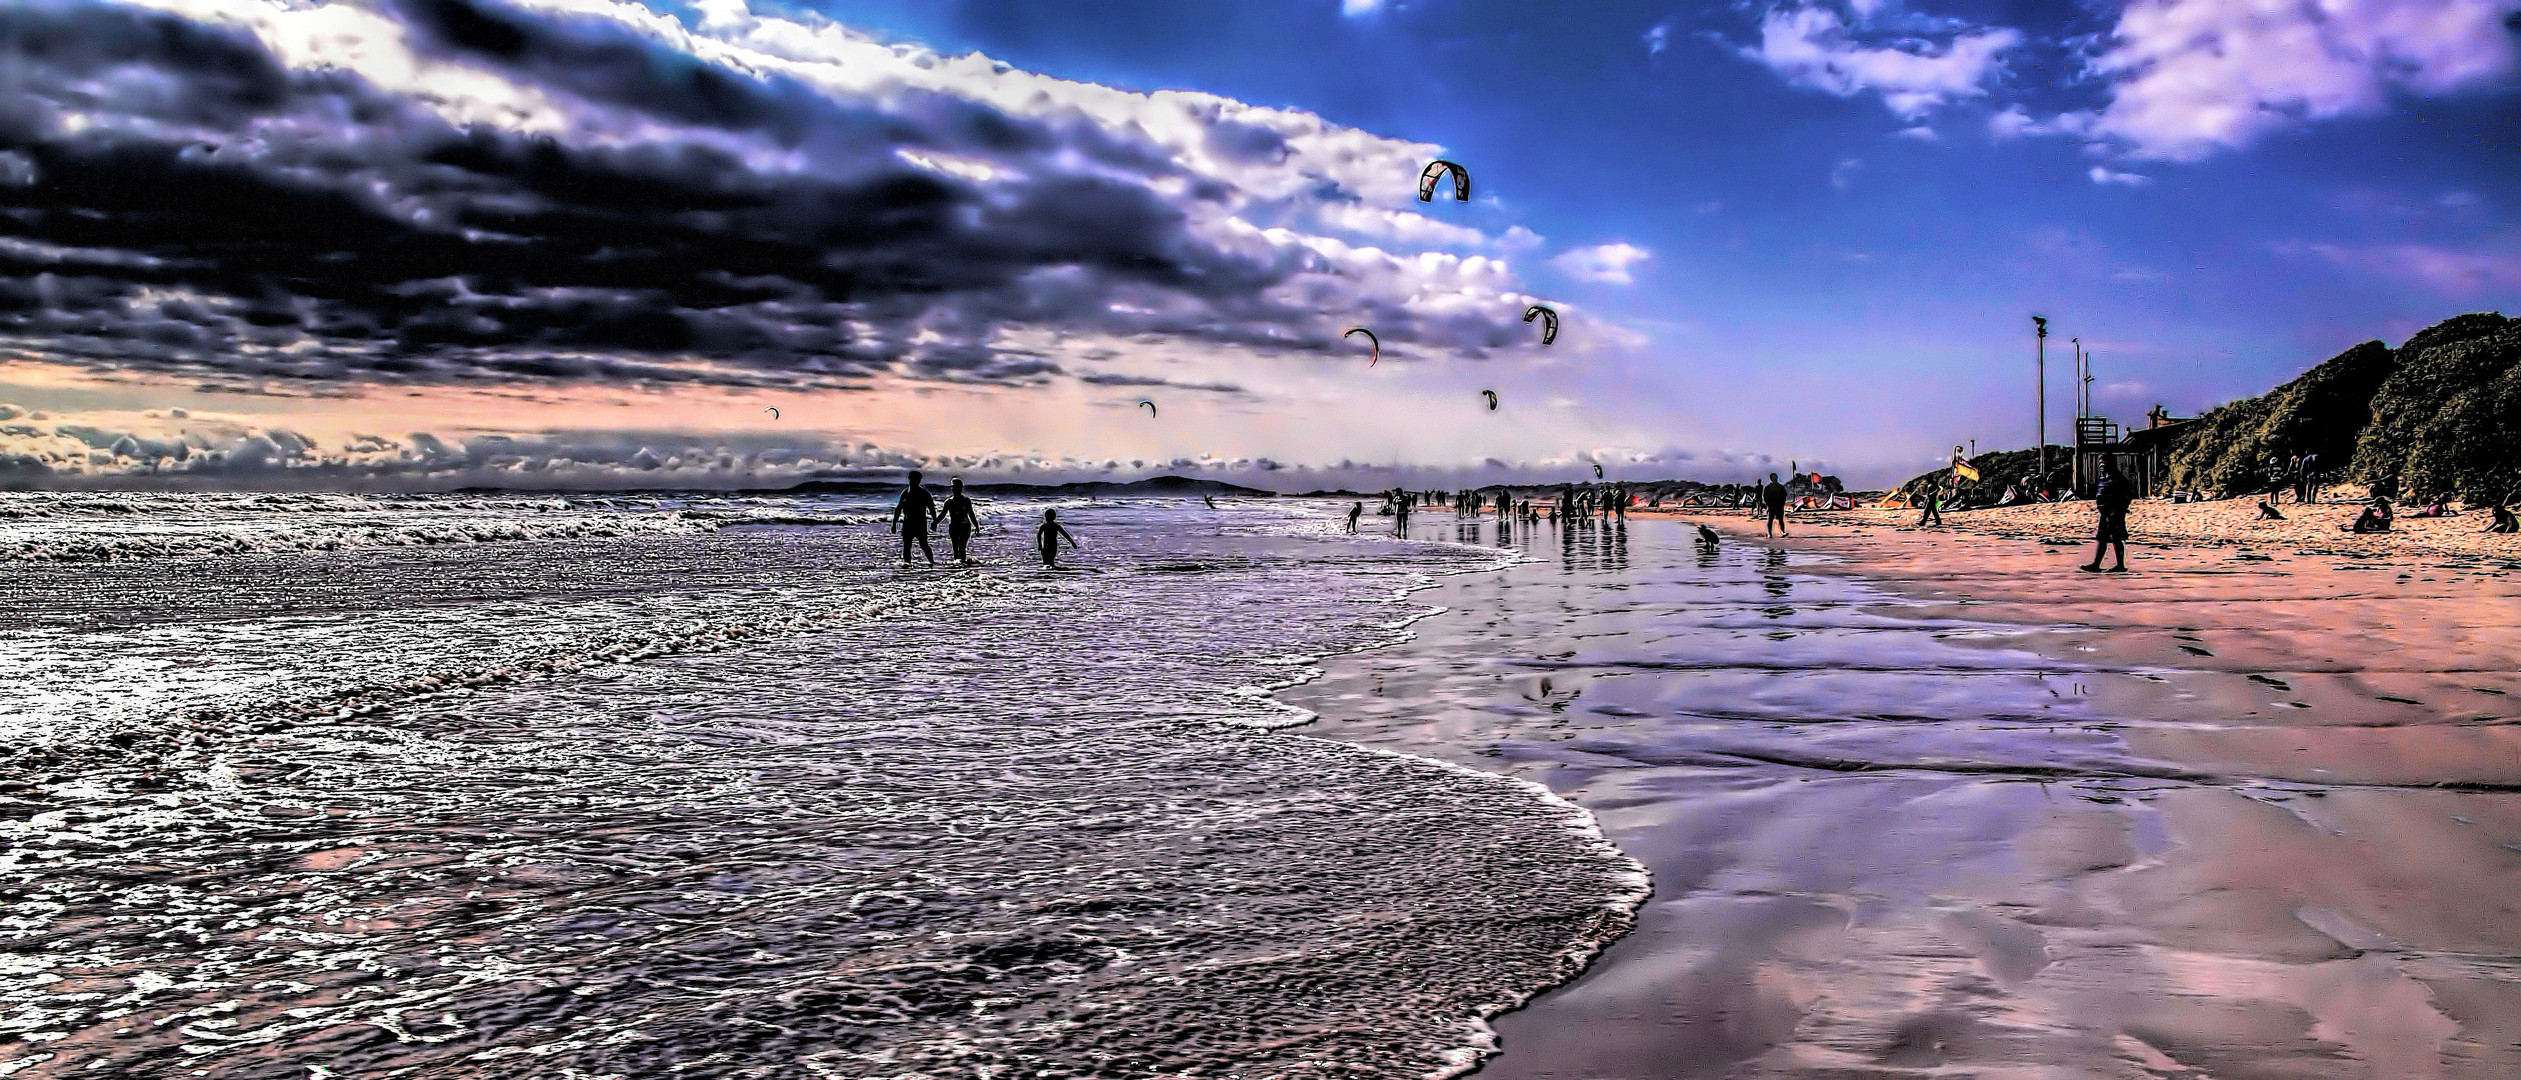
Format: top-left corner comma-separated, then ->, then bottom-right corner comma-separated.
1953,459 -> 1980,482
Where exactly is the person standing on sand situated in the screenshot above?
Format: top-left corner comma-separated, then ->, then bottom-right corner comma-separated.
891,469 -> 938,566
1346,502 -> 1363,534
1917,485 -> 1943,527
2082,460 -> 2132,573
1761,473 -> 1789,537
1035,508 -> 1078,566
936,477 -> 980,565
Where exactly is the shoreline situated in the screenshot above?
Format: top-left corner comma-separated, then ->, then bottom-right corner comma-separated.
1290,508 -> 2521,1078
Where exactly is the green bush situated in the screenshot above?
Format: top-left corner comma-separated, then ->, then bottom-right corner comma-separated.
2166,340 -> 2395,497
2350,314 -> 2521,501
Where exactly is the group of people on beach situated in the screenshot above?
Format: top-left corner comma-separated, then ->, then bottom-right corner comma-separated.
889,471 -> 1076,567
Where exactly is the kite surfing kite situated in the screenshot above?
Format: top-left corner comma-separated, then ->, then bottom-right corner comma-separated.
1418,160 -> 1469,203
1523,305 -> 1558,345
1345,327 -> 1380,366
1480,389 -> 1499,411
763,407 -> 779,420
1591,462 -> 1605,480
1139,400 -> 1158,418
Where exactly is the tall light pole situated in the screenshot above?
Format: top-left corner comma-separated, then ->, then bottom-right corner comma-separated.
2071,337 -> 2082,419
2033,315 -> 2048,481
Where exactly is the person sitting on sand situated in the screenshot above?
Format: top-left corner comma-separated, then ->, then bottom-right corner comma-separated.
2081,460 -> 2133,573
1036,508 -> 1078,566
2345,501 -> 2394,534
2256,498 -> 2285,521
2488,502 -> 2518,534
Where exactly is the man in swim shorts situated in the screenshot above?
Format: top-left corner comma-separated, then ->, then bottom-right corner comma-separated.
892,469 -> 937,565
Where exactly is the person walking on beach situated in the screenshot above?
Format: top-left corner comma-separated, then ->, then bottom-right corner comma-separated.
1346,501 -> 1363,534
2082,460 -> 2132,573
1035,508 -> 1078,566
1761,472 -> 1789,537
1917,484 -> 1943,527
892,469 -> 938,566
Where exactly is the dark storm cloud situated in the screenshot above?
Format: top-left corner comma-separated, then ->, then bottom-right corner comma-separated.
0,0 -> 1517,391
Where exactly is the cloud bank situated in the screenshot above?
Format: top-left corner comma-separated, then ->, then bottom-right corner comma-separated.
0,402 -> 1788,492
0,0 -> 1564,395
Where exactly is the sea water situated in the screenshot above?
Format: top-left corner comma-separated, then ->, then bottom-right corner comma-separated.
0,493 -> 1645,1079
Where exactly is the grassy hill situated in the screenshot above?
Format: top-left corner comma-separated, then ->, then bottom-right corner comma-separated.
2159,312 -> 2517,502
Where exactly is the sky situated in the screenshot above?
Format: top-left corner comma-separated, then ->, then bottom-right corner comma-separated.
0,0 -> 2515,490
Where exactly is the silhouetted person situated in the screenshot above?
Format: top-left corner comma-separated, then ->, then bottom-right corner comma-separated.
2082,460 -> 2132,572
2346,502 -> 2393,533
1346,502 -> 1363,534
1036,508 -> 1078,566
936,477 -> 980,564
1917,486 -> 1943,527
1761,473 -> 1788,537
892,469 -> 937,565
2488,501 -> 2518,534
1204,495 -> 1218,510
2255,498 -> 2285,521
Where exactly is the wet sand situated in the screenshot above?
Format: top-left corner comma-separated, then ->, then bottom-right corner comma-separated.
1286,509 -> 2521,1078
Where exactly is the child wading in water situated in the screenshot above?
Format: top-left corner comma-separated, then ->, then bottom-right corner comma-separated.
1036,508 -> 1078,566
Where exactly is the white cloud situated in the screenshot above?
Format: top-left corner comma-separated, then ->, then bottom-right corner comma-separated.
2090,0 -> 2521,160
1986,105 -> 2095,141
1341,0 -> 1384,15
2089,165 -> 2151,186
1549,243 -> 1652,285
1893,124 -> 1938,141
1831,157 -> 1865,189
1646,23 -> 1669,56
1744,4 -> 2025,119
2286,239 -> 2521,298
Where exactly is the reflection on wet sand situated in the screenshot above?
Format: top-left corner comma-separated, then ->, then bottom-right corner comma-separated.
1284,514 -> 2521,1079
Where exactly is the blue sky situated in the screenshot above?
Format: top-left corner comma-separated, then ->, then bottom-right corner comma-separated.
0,0 -> 2514,488
818,0 -> 2521,440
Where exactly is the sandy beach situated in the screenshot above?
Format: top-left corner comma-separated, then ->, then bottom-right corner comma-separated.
1289,504 -> 2521,1078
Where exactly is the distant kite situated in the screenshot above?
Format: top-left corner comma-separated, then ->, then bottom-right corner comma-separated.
1139,399 -> 1158,418
1592,462 -> 1605,480
763,406 -> 779,420
1523,305 -> 1558,345
1345,326 -> 1380,366
1480,389 -> 1499,411
1418,160 -> 1469,203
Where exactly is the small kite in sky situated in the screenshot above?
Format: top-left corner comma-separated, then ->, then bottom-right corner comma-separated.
1592,462 -> 1605,480
763,407 -> 779,420
1139,399 -> 1158,418
1345,326 -> 1380,366
1523,305 -> 1558,345
1481,389 -> 1499,411
1418,160 -> 1469,203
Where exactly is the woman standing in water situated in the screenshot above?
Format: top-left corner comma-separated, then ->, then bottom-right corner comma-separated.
937,477 -> 981,565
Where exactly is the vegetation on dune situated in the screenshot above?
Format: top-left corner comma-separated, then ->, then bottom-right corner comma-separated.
2350,313 -> 2521,502
1893,446 -> 2067,503
2159,312 -> 2519,503
2166,339 -> 2397,496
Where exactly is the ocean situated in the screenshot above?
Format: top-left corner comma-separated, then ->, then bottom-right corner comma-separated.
0,492 -> 1646,1079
